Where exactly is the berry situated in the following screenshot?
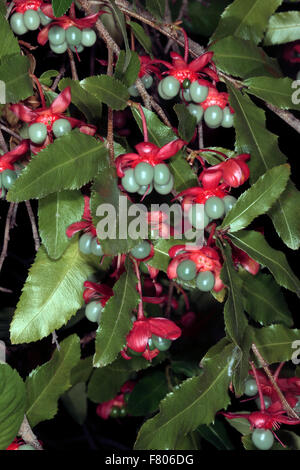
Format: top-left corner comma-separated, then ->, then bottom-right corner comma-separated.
177,260 -> 197,281
38,9 -> 52,26
10,13 -> 28,35
142,74 -> 153,89
127,347 -> 143,356
121,169 -> 140,193
50,42 -> 68,54
81,28 -> 96,47
255,396 -> 272,410
91,238 -> 103,256
182,78 -> 191,89
130,240 -> 151,259
147,337 -> 156,351
119,407 -> 127,417
66,26 -> 82,46
223,195 -> 237,214
244,378 -> 258,397
28,122 -> 47,144
128,85 -> 139,97
134,162 -> 154,186
196,271 -> 215,291
154,174 -> 174,195
70,44 -> 84,53
187,104 -> 204,123
23,10 -> 40,30
251,429 -> 274,450
189,82 -> 208,103
137,183 -> 153,195
1,170 -> 17,189
222,107 -> 234,128
152,335 -> 172,351
154,164 -> 171,185
17,444 -> 37,450
188,204 -> 210,229
79,233 -> 93,254
161,76 -> 180,98
48,26 -> 66,46
158,80 -> 173,100
85,300 -> 102,323
204,106 -> 224,129
204,196 -> 225,220
110,406 -> 121,418
52,118 -> 72,138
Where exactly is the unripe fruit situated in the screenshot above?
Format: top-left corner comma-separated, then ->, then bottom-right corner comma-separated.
134,162 -> 154,186
142,74 -> 153,89
70,44 -> 84,53
38,9 -> 52,26
147,337 -> 156,351
255,395 -> 272,410
10,13 -> 28,35
251,429 -> 274,450
128,85 -> 139,97
244,378 -> 258,397
52,118 -> 72,138
1,169 -> 17,189
50,42 -> 68,54
154,174 -> 174,195
161,76 -> 180,98
223,195 -> 237,214
187,104 -> 204,123
196,271 -> 215,291
222,107 -> 234,128
127,347 -> 143,357
121,169 -> 140,193
154,164 -> 171,185
79,233 -> 93,254
137,182 -> 153,195
188,204 -> 209,229
158,80 -> 173,100
204,196 -> 225,219
28,122 -> 47,144
85,300 -> 102,323
91,238 -> 103,256
48,26 -> 66,46
18,444 -> 37,450
66,26 -> 82,46
119,407 -> 127,417
189,82 -> 209,103
23,10 -> 40,30
152,335 -> 172,351
110,406 -> 121,418
81,28 -> 96,47
177,259 -> 197,281
130,240 -> 151,259
204,106 -> 224,129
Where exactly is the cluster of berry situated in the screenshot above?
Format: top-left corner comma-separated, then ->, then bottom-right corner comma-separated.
96,381 -> 136,420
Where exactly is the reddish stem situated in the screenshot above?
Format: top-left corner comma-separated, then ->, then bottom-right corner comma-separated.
180,27 -> 189,63
176,284 -> 190,311
207,223 -> 216,246
138,103 -> 148,142
274,362 -> 285,382
70,2 -> 76,19
250,361 -> 265,412
30,75 -> 46,109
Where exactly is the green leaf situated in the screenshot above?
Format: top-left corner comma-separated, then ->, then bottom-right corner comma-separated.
70,357 -> 93,386
61,382 -> 87,425
39,70 -> 59,87
114,50 -> 140,88
145,0 -> 165,20
80,75 -> 129,111
185,0 -> 231,38
0,364 -> 25,450
132,106 -> 197,191
38,190 -> 84,260
134,343 -> 236,450
59,78 -> 102,122
93,261 -> 140,367
127,371 -> 169,416
209,37 -> 282,79
148,238 -> 184,273
200,147 -> 235,165
225,413 -> 251,435
130,21 -> 152,55
26,334 -> 80,427
244,76 -> 300,111
221,164 -> 290,232
174,104 -> 197,143
197,418 -> 234,450
229,230 -> 300,296
108,0 -> 131,70
52,0 -> 73,17
240,271 -> 293,327
0,12 -> 20,60
7,131 -> 108,202
88,356 -> 151,403
264,11 -> 300,45
10,239 -> 96,344
211,0 -> 283,45
0,55 -> 33,103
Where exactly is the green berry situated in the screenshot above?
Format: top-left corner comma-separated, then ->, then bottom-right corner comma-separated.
142,74 -> 153,89
127,347 -> 143,357
50,42 -> 68,54
52,118 -> 72,138
23,9 -> 40,30
244,378 -> 258,397
91,237 -> 103,256
204,196 -> 225,220
255,395 -> 272,410
134,162 -> 154,186
70,44 -> 84,53
154,174 -> 174,195
81,28 -> 96,47
188,204 -> 209,229
85,300 -> 102,323
196,271 -> 215,291
204,106 -> 224,129
28,122 -> 47,144
223,195 -> 237,214
38,9 -> 52,26
158,80 -> 173,100
161,76 -> 180,98
182,78 -> 191,89
10,13 -> 28,35
48,26 -> 66,45
222,107 -> 234,128
189,82 -> 208,103
121,169 -> 140,193
154,164 -> 171,185
187,104 -> 204,123
147,337 -> 156,351
177,260 -> 197,281
119,407 -> 127,417
128,84 -> 139,97
18,444 -> 37,450
252,429 -> 274,450
110,406 -> 121,418
66,26 -> 82,46
1,170 -> 17,189
152,335 -> 172,351
79,233 -> 93,255
130,240 -> 151,259
137,182 -> 153,196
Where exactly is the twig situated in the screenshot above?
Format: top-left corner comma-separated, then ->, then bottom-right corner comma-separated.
18,415 -> 43,450
0,340 -> 6,363
25,201 -> 40,252
265,102 -> 300,134
251,343 -> 299,419
164,0 -> 188,55
11,203 -> 18,229
0,286 -> 13,293
52,330 -> 60,351
0,124 -> 22,142
51,65 -> 66,91
80,330 -> 96,346
0,128 -> 8,152
0,203 -> 16,273
5,2 -> 14,19
198,123 -> 204,149
67,48 -> 79,81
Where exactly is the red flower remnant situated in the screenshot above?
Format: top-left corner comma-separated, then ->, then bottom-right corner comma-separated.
66,196 -> 97,238
96,381 -> 135,420
0,140 -> 29,173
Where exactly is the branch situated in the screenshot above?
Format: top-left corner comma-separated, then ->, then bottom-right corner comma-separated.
265,102 -> 300,133
67,48 -> 79,81
107,45 -> 115,165
18,415 -> 43,450
0,203 -> 16,273
25,201 -> 40,252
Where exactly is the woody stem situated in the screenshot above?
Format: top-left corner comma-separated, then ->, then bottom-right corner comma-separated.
30,75 -> 46,109
138,103 -> 149,142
